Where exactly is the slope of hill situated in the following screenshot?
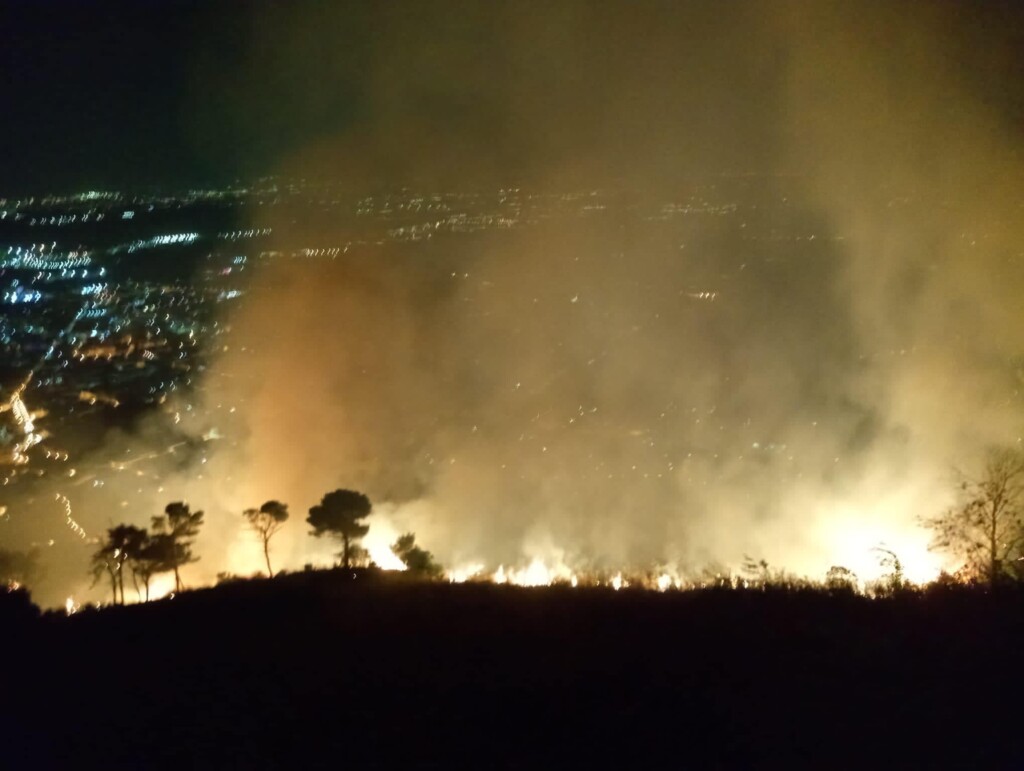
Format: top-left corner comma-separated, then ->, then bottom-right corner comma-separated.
3,571 -> 1021,768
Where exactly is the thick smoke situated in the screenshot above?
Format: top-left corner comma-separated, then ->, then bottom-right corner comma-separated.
160,1 -> 1021,586
13,1 -> 1024,604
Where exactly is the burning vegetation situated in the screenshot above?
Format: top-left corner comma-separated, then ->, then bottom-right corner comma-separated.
5,442 -> 1016,612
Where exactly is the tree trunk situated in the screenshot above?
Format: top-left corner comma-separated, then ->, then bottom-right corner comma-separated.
109,572 -> 118,605
173,564 -> 182,592
264,538 -> 273,578
990,506 -> 999,586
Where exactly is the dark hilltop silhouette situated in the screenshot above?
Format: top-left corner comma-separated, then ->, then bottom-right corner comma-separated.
3,568 -> 1023,769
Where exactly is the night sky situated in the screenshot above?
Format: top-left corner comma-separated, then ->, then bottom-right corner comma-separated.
4,0 -> 1021,195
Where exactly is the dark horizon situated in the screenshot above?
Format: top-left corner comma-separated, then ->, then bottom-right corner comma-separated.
3,1 -> 1023,195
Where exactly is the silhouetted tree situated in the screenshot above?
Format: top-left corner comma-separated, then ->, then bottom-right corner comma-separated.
100,525 -> 160,602
0,547 -> 40,589
243,500 -> 289,577
825,565 -> 858,592
925,447 -> 1024,585
106,524 -> 150,603
151,502 -> 204,592
129,535 -> 165,602
92,524 -> 155,605
741,555 -> 771,587
391,532 -> 443,578
307,490 -> 371,569
90,536 -> 123,605
870,546 -> 906,594
347,545 -> 370,568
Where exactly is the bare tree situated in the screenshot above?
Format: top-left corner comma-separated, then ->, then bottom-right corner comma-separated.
89,525 -> 150,604
871,546 -> 906,593
115,526 -> 162,602
925,447 -> 1024,585
90,539 -> 123,605
111,525 -> 150,603
243,500 -> 289,577
129,537 -> 163,602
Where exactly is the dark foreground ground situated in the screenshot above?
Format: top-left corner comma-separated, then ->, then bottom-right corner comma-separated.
3,571 -> 1023,769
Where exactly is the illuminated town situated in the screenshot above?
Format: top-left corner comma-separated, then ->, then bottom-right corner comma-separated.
3,177 -> 976,608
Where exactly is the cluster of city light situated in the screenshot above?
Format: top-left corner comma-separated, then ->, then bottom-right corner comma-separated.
1,245 -> 93,271
3,287 -> 43,304
122,232 -> 199,254
296,246 -> 345,257
655,200 -> 739,217
387,213 -> 520,241
217,228 -> 272,240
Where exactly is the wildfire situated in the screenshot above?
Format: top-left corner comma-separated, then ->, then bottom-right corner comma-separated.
437,540 -> 943,594
447,563 -> 486,583
147,574 -> 177,601
488,558 -> 576,587
811,504 -> 949,586
457,558 -> 656,590
368,544 -> 407,571
361,521 -> 407,571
